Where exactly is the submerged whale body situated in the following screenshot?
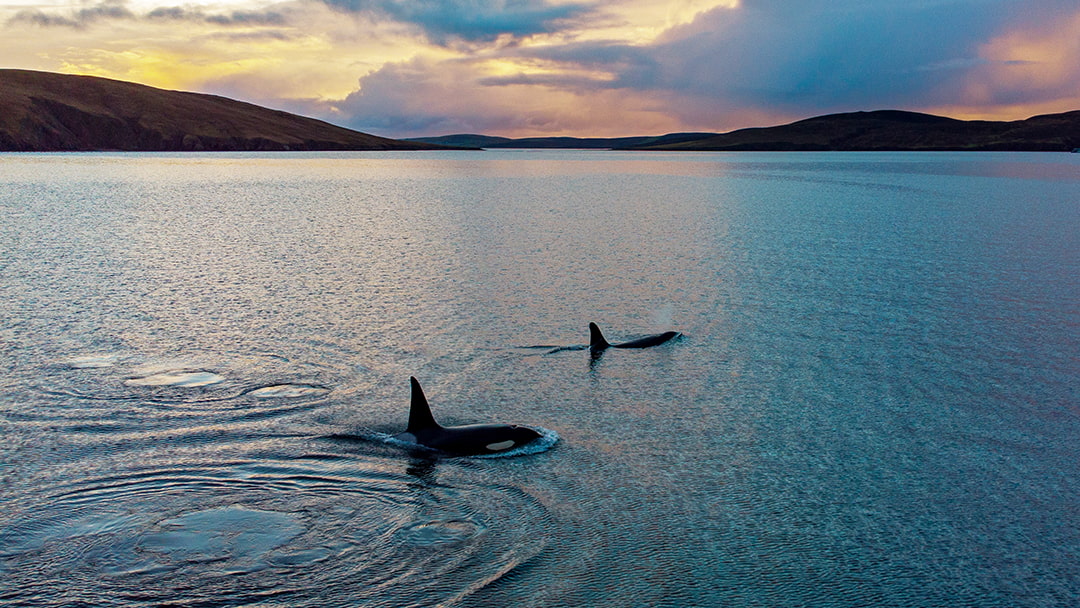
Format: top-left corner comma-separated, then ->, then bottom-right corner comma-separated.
589,322 -> 680,353
394,377 -> 543,456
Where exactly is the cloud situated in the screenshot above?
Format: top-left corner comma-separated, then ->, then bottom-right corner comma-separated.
318,0 -> 592,44
515,41 -> 659,85
146,6 -> 287,26
611,0 -> 1009,109
940,5 -> 1080,115
9,1 -> 288,29
658,0 -> 1080,119
334,55 -> 694,136
9,0 -> 134,28
206,10 -> 287,25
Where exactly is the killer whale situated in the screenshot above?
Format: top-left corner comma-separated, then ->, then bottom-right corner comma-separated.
394,377 -> 543,456
589,322 -> 680,353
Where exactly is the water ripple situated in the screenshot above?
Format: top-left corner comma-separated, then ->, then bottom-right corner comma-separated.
0,456 -> 552,607
30,352 -> 335,421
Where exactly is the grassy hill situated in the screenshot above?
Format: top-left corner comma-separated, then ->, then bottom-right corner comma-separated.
633,110 -> 1080,151
0,69 -> 450,152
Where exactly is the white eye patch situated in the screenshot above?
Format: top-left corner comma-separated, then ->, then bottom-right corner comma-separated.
486,440 -> 515,451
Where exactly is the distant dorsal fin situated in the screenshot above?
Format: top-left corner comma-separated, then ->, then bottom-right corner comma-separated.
407,377 -> 441,432
589,323 -> 610,349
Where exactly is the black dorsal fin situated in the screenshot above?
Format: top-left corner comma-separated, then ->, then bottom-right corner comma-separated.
407,377 -> 441,432
589,323 -> 610,349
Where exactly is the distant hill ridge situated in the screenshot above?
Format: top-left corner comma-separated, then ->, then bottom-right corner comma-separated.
406,132 -> 718,149
0,69 -> 451,151
412,110 -> 1080,151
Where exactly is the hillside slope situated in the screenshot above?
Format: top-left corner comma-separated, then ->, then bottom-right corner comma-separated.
0,69 -> 446,151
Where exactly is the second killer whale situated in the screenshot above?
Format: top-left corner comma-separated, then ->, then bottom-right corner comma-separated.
588,322 -> 681,353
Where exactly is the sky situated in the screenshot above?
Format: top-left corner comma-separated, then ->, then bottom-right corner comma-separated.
2,0 -> 1079,138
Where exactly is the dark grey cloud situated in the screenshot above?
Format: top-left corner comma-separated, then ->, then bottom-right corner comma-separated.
641,0 -> 1007,109
204,30 -> 294,41
8,10 -> 81,27
319,0 -> 591,44
205,10 -> 287,26
8,1 -> 287,29
144,6 -> 188,20
9,0 -> 134,28
146,6 -> 286,26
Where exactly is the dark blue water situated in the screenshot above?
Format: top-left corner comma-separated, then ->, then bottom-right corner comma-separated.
1,151 -> 1078,607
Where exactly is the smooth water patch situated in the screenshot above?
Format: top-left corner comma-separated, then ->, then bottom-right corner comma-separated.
125,371 -> 225,387
66,355 -> 121,369
138,505 -> 303,573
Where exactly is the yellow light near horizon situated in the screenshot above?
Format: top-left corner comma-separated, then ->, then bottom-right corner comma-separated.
480,58 -> 537,78
571,0 -> 739,44
55,46 -> 283,94
475,57 -> 615,84
43,24 -> 349,100
2,0 -> 438,102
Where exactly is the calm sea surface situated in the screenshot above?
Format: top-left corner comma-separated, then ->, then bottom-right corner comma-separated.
1,151 -> 1078,607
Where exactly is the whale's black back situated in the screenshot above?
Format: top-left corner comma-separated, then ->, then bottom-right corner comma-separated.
400,377 -> 542,455
589,322 -> 680,351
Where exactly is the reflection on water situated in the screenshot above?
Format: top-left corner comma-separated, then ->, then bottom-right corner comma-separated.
1,151 -> 1078,607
